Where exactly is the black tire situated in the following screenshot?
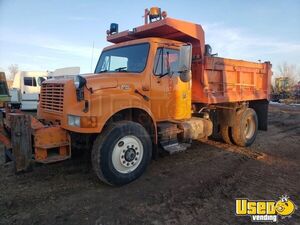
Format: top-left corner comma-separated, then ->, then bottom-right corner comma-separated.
91,121 -> 152,186
220,125 -> 233,144
232,108 -> 258,147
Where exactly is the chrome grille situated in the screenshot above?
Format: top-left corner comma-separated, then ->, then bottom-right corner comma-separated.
40,83 -> 64,113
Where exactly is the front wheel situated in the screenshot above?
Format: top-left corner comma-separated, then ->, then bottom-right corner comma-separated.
91,121 -> 152,186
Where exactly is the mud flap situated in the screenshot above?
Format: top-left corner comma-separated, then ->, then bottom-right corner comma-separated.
249,100 -> 269,131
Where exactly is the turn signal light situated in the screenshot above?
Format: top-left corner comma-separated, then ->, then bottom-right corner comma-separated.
81,116 -> 97,128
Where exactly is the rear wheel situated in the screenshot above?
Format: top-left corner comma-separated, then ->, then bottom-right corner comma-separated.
220,125 -> 233,144
232,108 -> 258,147
91,121 -> 152,186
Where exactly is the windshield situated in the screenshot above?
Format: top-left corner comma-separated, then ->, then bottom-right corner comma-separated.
95,43 -> 150,73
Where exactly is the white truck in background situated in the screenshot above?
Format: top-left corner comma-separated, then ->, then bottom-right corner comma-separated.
10,67 -> 80,110
10,71 -> 48,110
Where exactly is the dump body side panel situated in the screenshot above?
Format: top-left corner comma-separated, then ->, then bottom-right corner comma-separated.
192,56 -> 272,104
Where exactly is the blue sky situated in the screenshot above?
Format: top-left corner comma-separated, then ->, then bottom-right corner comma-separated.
0,0 -> 300,78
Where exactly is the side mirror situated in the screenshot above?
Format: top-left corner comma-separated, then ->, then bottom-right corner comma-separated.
37,77 -> 46,86
178,44 -> 192,82
180,70 -> 191,83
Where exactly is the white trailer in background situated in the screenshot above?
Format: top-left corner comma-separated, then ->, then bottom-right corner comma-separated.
10,71 -> 48,110
10,67 -> 80,110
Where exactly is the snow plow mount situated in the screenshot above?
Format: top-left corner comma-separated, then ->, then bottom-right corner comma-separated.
1,106 -> 71,173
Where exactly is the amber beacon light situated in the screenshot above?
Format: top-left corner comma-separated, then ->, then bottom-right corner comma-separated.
144,7 -> 167,24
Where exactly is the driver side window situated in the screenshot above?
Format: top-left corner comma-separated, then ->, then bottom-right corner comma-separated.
153,48 -> 179,76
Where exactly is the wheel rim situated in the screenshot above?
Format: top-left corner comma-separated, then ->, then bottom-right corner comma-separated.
112,135 -> 144,174
244,116 -> 255,139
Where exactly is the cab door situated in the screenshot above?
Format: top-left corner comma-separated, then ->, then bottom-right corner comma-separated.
23,76 -> 39,95
150,47 -> 191,121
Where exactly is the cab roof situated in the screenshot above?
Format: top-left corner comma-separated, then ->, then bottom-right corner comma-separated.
103,37 -> 183,51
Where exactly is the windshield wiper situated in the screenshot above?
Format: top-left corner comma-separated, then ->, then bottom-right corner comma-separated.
115,67 -> 127,72
99,69 -> 108,73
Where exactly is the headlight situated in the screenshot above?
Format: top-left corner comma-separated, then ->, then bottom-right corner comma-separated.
68,115 -> 80,127
67,115 -> 97,128
74,75 -> 86,89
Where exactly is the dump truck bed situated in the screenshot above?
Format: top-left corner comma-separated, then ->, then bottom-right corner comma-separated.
192,56 -> 272,104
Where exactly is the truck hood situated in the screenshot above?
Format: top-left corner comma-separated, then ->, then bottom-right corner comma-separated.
45,73 -> 118,91
84,73 -> 118,91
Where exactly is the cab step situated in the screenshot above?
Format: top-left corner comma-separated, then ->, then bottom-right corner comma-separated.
157,121 -> 190,154
163,143 -> 191,154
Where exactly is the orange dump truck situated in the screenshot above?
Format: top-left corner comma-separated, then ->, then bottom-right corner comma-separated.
1,7 -> 271,185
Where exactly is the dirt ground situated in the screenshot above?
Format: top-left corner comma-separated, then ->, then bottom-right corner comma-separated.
0,104 -> 299,225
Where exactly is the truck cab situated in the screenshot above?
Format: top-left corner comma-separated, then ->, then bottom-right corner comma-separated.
95,37 -> 192,120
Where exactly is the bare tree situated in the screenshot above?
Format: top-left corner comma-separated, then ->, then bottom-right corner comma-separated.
277,62 -> 297,86
8,64 -> 19,80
